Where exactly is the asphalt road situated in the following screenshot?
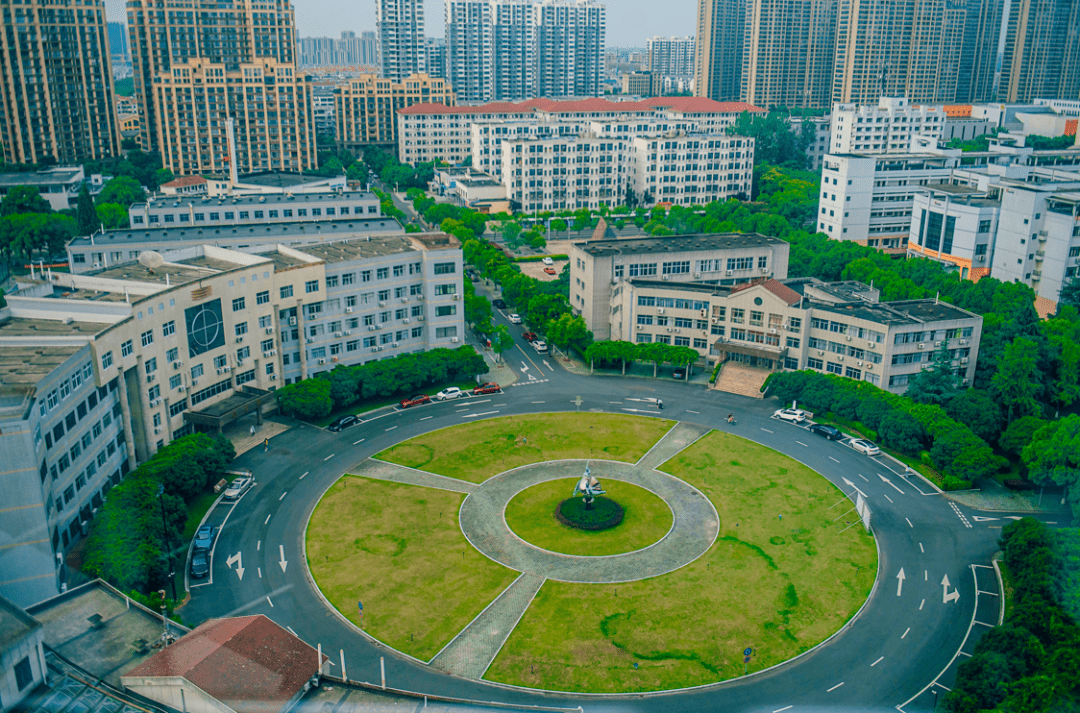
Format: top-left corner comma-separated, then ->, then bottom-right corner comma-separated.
180,305 -> 1059,713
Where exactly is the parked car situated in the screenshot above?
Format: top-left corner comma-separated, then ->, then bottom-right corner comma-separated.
774,408 -> 807,423
473,382 -> 501,395
522,331 -> 538,342
543,267 -> 557,275
468,272 -> 479,282
327,415 -> 358,432
672,369 -> 686,380
194,524 -> 217,552
542,257 -> 554,265
808,424 -> 843,440
508,313 -> 522,324
223,476 -> 253,501
850,439 -> 881,456
400,394 -> 431,408
190,552 -> 209,579
435,387 -> 464,401
492,299 -> 507,309
532,340 -> 548,353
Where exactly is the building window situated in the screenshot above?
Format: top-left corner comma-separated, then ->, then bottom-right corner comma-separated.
305,280 -> 319,293
232,297 -> 246,311
163,320 -> 175,337
257,290 -> 270,305
14,656 -> 33,691
141,330 -> 154,347
281,285 -> 294,299
435,326 -> 458,338
434,262 -> 456,275
102,351 -> 113,370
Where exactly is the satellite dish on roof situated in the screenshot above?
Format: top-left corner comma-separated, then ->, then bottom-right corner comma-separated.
138,251 -> 165,272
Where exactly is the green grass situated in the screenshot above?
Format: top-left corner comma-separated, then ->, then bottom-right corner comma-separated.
307,476 -> 517,661
310,378 -> 479,428
375,413 -> 674,483
504,478 -> 673,556
486,430 -> 878,693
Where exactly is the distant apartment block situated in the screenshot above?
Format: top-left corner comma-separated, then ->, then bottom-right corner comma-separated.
125,192 -> 382,233
336,73 -> 454,150
377,0 -> 426,81
621,71 -> 661,97
646,36 -> 695,79
0,0 -> 121,164
830,97 -> 947,154
425,37 -> 447,79
298,32 -> 378,68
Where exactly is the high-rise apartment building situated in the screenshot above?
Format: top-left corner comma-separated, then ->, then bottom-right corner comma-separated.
377,0 -> 426,82
298,32 -> 378,68
108,21 -> 129,63
425,37 -> 447,79
741,0 -> 836,109
0,0 -> 121,165
127,0 -> 299,156
693,0 -> 744,102
830,97 -> 946,154
335,73 -> 454,150
646,36 -> 695,79
445,0 -> 602,103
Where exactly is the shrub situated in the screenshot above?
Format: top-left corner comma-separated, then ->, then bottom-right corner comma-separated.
941,476 -> 974,491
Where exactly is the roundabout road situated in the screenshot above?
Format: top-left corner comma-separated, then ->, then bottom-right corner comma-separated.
183,368 -> 1017,713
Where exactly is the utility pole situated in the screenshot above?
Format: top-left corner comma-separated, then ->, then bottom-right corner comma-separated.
157,484 -> 178,602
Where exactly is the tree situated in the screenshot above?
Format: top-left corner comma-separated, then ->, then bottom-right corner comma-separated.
944,389 -> 1005,445
491,325 -> 514,364
499,221 -> 523,248
465,293 -> 494,333
526,293 -> 570,329
0,186 -> 52,216
96,203 -> 130,230
1059,279 -> 1080,311
276,379 -> 333,421
1000,416 -> 1047,459
96,176 -> 145,207
0,213 -> 76,261
878,411 -> 925,454
990,337 -> 1043,423
545,313 -> 592,354
904,340 -> 959,405
75,184 -> 100,235
1021,415 -> 1080,520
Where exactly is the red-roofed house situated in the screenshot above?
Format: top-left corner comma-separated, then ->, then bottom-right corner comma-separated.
121,615 -> 323,713
160,176 -> 209,196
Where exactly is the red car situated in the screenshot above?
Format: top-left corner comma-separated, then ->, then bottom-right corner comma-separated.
522,332 -> 538,342
472,382 -> 501,395
400,394 -> 431,408
543,267 -> 557,275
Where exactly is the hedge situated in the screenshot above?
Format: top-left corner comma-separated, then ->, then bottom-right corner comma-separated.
514,254 -> 569,263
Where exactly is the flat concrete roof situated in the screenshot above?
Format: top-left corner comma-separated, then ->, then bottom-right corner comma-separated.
235,171 -> 343,188
299,235 -> 418,263
629,278 -> 731,295
577,233 -> 783,258
91,258 -> 224,287
0,593 -> 41,650
0,169 -> 82,187
68,217 -> 404,248
814,299 -> 978,326
134,190 -> 377,212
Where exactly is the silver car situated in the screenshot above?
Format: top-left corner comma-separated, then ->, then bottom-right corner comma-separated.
223,476 -> 253,500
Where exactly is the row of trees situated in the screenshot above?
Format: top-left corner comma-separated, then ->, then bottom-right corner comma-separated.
584,341 -> 701,376
944,519 -> 1080,712
275,346 -> 489,421
82,433 -> 236,595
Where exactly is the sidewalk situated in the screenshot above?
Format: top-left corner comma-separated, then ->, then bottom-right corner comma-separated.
221,413 -> 293,456
945,477 -> 1070,513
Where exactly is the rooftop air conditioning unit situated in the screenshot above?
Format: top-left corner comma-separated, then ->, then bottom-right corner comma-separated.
346,307 -> 354,313
961,357 -> 968,363
959,339 -> 966,345
368,325 -> 376,331
838,355 -> 844,361
418,316 -> 425,321
400,297 -> 408,303
172,360 -> 183,369
334,331 -> 343,337
694,272 -> 701,278
217,368 -> 223,374
453,294 -> 461,300
761,268 -> 768,274
318,358 -> 326,364
935,341 -> 942,347
178,385 -> 186,392
235,337 -> 243,343
658,308 -> 665,314
977,255 -> 986,262
154,427 -> 161,435
845,335 -> 851,341
403,318 -> 410,324
918,343 -> 925,349
270,374 -> 277,380
451,337 -> 459,343
392,342 -> 399,348
417,295 -> 425,300
661,275 -> 670,281
726,270 -> 733,276
770,328 -> 777,334
192,379 -> 199,386
147,373 -> 155,382
306,338 -> 314,343
371,347 -> 379,353
265,327 -> 274,334
290,317 -> 297,326
856,361 -> 863,366
817,350 -> 824,355
868,342 -> 875,349
712,318 -> 720,324
343,330 -> 351,336
378,301 -> 386,307
223,366 -> 231,371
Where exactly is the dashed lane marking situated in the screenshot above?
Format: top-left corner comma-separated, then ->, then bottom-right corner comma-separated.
906,517 -> 913,528
323,453 -> 335,461
871,656 -> 884,667
902,627 -> 910,639
353,438 -> 365,444
829,456 -> 840,463
827,682 -> 844,692
761,427 -> 774,433
796,441 -> 808,447
773,707 -> 793,713
420,416 -> 433,420
279,492 -> 287,501
686,409 -> 700,414
919,598 -> 925,610
299,472 -> 308,479
883,493 -> 894,504
857,473 -> 870,482
264,514 -> 272,525
920,543 -> 925,553
385,426 -> 398,432
507,379 -> 550,387
266,596 -> 274,607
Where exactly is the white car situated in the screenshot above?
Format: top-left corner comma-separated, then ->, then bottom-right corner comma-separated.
508,313 -> 523,324
774,408 -> 807,423
532,340 -> 548,353
223,476 -> 253,501
850,439 -> 881,456
435,387 -> 464,401
542,257 -> 554,265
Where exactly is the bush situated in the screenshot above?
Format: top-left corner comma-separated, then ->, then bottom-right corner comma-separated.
556,497 -> 624,530
514,254 -> 569,263
941,476 -> 974,491
276,378 -> 333,420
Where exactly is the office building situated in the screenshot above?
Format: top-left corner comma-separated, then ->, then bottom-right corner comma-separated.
0,0 -> 121,165
741,0 -> 836,110
693,0 -> 744,102
335,73 -> 455,150
1,232 -> 464,604
647,36 -> 695,79
127,0 -> 298,154
621,71 -> 661,97
298,32 -> 378,68
377,0 -> 426,82
151,58 -> 316,176
830,97 -> 947,154
425,37 -> 447,79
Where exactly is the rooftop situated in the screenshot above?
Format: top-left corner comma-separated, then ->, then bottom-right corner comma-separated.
68,217 -> 404,249
0,168 -> 83,187
133,190 -> 377,212
236,170 -> 344,188
813,298 -> 979,326
399,96 -> 764,117
161,175 -> 208,188
732,278 -> 802,305
576,232 -> 784,257
0,592 -> 41,650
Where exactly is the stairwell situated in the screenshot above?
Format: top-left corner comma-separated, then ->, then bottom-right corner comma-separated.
712,362 -> 771,399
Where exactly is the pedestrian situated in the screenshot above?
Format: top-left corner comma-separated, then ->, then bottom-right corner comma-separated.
264,438 -> 269,452
657,399 -> 664,410
250,425 -> 255,436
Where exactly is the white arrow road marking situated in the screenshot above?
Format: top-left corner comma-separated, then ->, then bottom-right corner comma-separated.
542,359 -> 554,372
278,545 -> 288,573
878,474 -> 906,494
520,362 -> 529,372
896,568 -> 906,596
842,477 -> 867,499
972,516 -> 1000,522
1004,516 -> 1024,520
528,373 -> 538,381
942,574 -> 960,604
226,552 -> 245,580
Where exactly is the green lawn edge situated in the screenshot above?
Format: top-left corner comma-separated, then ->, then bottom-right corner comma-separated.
306,475 -> 517,661
504,478 -> 674,556
374,413 -> 675,482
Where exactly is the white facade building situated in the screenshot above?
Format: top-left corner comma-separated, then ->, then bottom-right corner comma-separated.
646,36 -> 694,79
830,97 -> 946,154
377,0 -> 426,82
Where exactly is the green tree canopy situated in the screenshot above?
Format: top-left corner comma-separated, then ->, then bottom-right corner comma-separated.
96,203 -> 130,230
1,185 -> 52,216
276,379 -> 333,421
1021,415 -> 1080,520
96,175 -> 146,207
76,184 -> 101,235
990,337 -> 1043,422
904,340 -> 959,405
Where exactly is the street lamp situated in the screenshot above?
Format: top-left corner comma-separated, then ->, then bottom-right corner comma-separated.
156,484 -> 178,602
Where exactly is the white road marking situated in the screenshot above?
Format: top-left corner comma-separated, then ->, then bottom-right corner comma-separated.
258,568 -> 262,578
299,471 -> 308,479
609,401 -> 624,404
287,626 -> 297,636
871,656 -> 884,667
761,427 -> 774,433
385,426 -> 397,431
857,473 -> 870,482
420,416 -> 433,420
532,401 -> 545,404
906,518 -> 913,528
942,574 -> 960,604
468,399 -> 492,406
883,493 -> 894,503
278,545 -> 288,573
920,543 -> 925,553
902,627 -> 910,639
464,411 -> 500,418
686,409 -> 700,414
896,568 -> 906,596
324,453 -> 336,461
919,598 -> 925,610
266,596 -> 274,607
971,516 -> 999,522
279,492 -> 287,501
257,540 -> 261,551
949,502 -> 972,528
353,438 -> 365,444
226,552 -> 244,580
827,682 -> 844,692
264,514 -> 272,525
794,440 -> 808,448
773,707 -> 793,713
829,456 -> 840,463
878,473 -> 906,494
842,477 -> 867,498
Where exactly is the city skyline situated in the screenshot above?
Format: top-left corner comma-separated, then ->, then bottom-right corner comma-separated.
102,0 -> 695,46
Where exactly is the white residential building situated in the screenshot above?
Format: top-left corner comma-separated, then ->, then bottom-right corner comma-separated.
646,36 -> 695,79
377,0 -> 426,82
630,134 -> 753,206
830,97 -> 947,154
535,0 -> 605,98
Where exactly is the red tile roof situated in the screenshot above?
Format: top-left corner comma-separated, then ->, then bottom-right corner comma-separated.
732,279 -> 803,305
398,99 -> 553,116
399,96 -> 765,117
642,97 -> 767,114
122,615 -> 321,713
162,176 -> 208,188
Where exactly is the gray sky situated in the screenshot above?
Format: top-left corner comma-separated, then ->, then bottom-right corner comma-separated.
105,0 -> 696,48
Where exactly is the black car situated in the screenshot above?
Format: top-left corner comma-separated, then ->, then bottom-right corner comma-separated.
193,524 -> 217,551
808,423 -> 843,440
190,551 -> 209,578
328,415 -> 358,432
492,299 -> 507,309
